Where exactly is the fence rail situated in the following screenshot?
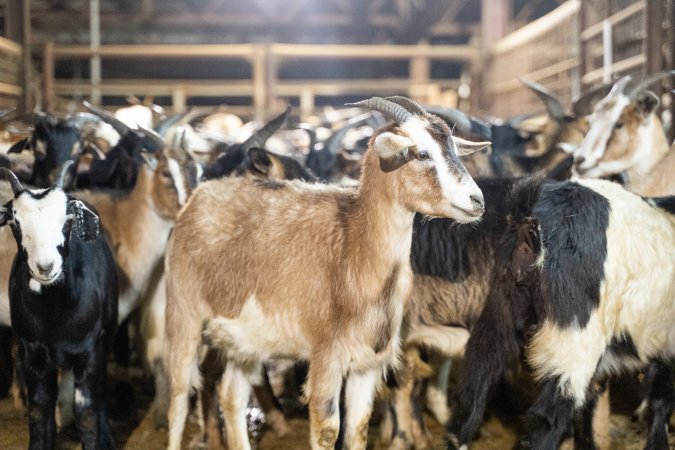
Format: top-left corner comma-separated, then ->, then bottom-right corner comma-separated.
0,36 -> 23,108
44,43 -> 475,118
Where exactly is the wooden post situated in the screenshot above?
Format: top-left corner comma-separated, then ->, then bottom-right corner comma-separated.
479,0 -> 511,112
172,85 -> 186,113
299,87 -> 315,120
6,0 -> 30,112
252,44 -> 267,120
410,40 -> 431,103
43,42 -> 55,113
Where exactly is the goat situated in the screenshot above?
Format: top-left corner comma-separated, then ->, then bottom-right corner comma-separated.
574,72 -> 675,196
7,113 -> 102,188
201,106 -> 291,181
0,163 -> 118,450
446,177 -> 675,450
164,96 -> 485,450
0,135 -> 197,427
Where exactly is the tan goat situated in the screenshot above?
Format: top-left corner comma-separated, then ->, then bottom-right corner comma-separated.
574,73 -> 675,196
164,97 -> 485,450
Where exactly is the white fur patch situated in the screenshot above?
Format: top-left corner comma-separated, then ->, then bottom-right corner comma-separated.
167,158 -> 187,206
400,117 -> 482,221
574,95 -> 630,171
205,295 -> 311,361
13,189 -> 68,285
74,388 -> 88,407
29,278 -> 42,293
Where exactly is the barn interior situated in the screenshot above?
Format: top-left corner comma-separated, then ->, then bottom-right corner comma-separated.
0,1 -> 673,449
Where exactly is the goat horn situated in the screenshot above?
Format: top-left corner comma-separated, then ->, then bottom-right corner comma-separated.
82,100 -> 130,136
628,70 -> 675,99
424,106 -> 493,140
242,105 -> 291,149
572,83 -> 613,117
137,124 -> 166,151
55,160 -> 75,190
324,112 -> 373,155
383,96 -> 428,116
608,75 -> 634,98
519,77 -> 566,121
346,97 -> 412,124
0,167 -> 25,196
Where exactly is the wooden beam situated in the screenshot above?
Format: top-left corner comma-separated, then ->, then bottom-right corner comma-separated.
481,0 -> 511,50
43,42 -> 55,112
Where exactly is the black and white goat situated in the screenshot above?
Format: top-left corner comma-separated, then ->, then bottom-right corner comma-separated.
447,177 -> 675,450
0,163 -> 118,450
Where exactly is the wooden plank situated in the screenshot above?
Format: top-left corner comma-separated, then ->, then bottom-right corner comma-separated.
492,0 -> 580,55
581,54 -> 646,85
645,0 -> 664,76
43,42 -> 55,112
580,1 -> 645,41
0,36 -> 23,56
53,44 -> 257,59
486,58 -> 579,94
269,44 -> 475,61
0,82 -> 22,96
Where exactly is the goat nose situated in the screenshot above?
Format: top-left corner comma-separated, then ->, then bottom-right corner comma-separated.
470,193 -> 485,212
37,262 -> 54,275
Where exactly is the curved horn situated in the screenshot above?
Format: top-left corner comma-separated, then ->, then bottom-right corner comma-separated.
82,100 -> 130,136
627,70 -> 675,99
519,77 -> 566,121
383,96 -> 428,116
427,106 -> 484,139
608,75 -> 634,98
137,124 -> 166,151
55,160 -> 75,189
572,83 -> 613,117
345,97 -> 412,124
242,105 -> 291,149
0,167 -> 25,196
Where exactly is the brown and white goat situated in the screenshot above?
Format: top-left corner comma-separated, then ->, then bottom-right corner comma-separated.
164,97 -> 484,450
574,73 -> 675,196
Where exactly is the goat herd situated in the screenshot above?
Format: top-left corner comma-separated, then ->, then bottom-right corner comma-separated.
0,72 -> 673,450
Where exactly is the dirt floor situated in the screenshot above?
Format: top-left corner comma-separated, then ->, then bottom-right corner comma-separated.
0,365 -> 673,450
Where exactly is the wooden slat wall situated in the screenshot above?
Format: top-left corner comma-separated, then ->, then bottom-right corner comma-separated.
482,0 -> 580,118
0,36 -> 23,109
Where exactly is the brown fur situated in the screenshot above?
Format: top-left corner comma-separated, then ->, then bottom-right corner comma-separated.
165,117 -> 482,449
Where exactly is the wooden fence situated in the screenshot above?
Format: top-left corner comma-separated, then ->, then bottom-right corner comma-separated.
0,36 -> 23,109
482,0 -> 673,131
43,42 -> 475,119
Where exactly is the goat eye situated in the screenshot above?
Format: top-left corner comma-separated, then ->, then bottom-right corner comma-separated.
615,121 -> 624,129
416,151 -> 429,161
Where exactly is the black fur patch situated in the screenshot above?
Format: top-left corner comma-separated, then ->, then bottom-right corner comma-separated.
607,333 -> 639,359
534,181 -> 610,328
647,196 -> 675,215
411,178 -> 516,282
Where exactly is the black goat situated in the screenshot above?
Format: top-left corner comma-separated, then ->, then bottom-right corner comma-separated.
0,163 -> 118,450
447,178 -> 675,450
8,113 -> 100,189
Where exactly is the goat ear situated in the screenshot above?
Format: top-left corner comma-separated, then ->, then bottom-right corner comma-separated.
248,147 -> 273,176
0,206 -> 12,228
635,91 -> 659,117
7,138 -> 29,154
510,219 -> 540,282
67,200 -> 100,242
453,136 -> 492,156
374,132 -> 414,172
